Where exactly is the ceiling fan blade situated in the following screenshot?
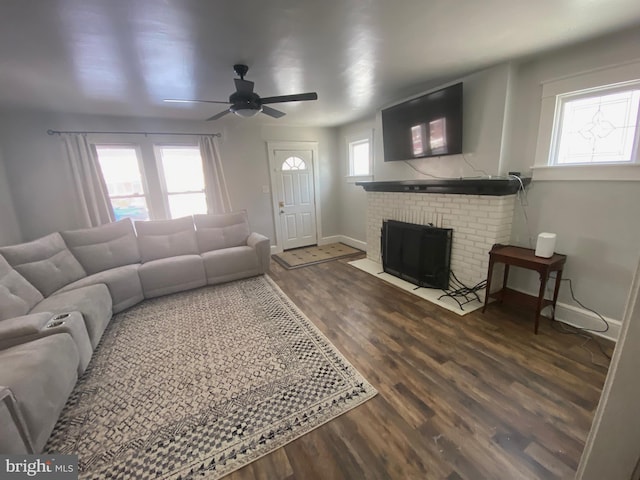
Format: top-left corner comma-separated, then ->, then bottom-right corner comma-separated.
261,106 -> 286,119
164,99 -> 230,104
206,109 -> 231,121
234,78 -> 254,94
260,92 -> 318,104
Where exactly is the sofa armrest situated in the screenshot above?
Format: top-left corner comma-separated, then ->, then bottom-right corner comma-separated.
0,385 -> 34,453
247,232 -> 270,273
0,312 -> 54,350
0,313 -> 53,342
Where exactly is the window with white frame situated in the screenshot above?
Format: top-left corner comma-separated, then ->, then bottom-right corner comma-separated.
95,145 -> 151,221
346,130 -> 373,180
156,146 -> 208,219
551,83 -> 640,165
533,61 -> 640,181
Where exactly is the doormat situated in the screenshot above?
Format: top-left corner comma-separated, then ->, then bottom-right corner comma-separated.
272,243 -> 363,269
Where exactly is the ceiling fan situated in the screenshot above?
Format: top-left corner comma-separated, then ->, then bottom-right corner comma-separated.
164,64 -> 318,121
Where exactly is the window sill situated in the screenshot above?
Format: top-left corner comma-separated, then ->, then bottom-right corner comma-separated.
346,175 -> 373,183
531,163 -> 640,181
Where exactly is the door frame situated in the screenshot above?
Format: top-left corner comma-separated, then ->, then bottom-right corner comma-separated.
267,141 -> 321,254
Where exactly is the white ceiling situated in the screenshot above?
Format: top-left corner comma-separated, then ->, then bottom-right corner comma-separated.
1,0 -> 640,127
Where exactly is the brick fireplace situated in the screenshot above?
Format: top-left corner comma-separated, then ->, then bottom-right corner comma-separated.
358,179 -> 526,300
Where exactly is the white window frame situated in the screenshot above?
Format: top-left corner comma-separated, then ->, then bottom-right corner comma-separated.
94,143 -> 153,220
154,144 -> 208,219
533,60 -> 640,181
346,130 -> 374,182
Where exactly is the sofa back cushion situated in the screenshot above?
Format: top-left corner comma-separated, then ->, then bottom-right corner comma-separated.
135,216 -> 198,263
194,211 -> 251,252
61,218 -> 141,274
0,255 -> 44,321
0,233 -> 85,297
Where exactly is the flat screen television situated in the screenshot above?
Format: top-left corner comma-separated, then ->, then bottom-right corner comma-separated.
381,82 -> 463,161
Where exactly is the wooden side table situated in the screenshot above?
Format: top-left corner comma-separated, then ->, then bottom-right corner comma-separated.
482,244 -> 567,334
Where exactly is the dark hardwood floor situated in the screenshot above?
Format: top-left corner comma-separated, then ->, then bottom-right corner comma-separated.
227,255 -> 613,480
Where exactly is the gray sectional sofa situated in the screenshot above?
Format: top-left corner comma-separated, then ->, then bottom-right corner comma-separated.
0,211 -> 269,453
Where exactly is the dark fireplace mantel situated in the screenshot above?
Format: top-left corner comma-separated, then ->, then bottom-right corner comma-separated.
356,177 -> 531,196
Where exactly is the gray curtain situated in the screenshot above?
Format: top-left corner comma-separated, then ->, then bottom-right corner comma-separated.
62,133 -> 114,227
199,135 -> 232,214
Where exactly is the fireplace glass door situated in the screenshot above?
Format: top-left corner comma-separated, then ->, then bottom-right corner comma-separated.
382,220 -> 452,289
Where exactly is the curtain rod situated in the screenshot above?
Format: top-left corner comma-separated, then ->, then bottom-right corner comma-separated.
47,129 -> 221,137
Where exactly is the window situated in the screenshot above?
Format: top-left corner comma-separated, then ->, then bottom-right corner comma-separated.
533,61 -> 640,181
95,146 -> 150,221
156,146 -> 208,219
552,84 -> 640,165
346,130 -> 373,181
282,156 -> 307,170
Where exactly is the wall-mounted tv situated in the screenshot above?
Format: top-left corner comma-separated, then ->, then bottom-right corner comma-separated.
381,82 -> 463,162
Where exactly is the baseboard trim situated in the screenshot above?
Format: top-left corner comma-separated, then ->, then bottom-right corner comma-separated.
319,235 -> 367,251
270,245 -> 281,254
509,287 -> 621,342
551,302 -> 621,343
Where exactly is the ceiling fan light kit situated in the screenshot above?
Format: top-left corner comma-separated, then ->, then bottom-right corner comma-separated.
164,64 -> 318,121
231,105 -> 262,118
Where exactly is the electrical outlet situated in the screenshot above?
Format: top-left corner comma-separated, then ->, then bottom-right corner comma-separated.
262,185 -> 270,194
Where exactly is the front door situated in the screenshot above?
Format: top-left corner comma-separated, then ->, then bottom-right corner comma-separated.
272,149 -> 317,250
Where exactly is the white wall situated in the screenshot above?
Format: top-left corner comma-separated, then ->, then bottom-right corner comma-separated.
577,258 -> 640,479
337,118 -> 374,243
373,63 -> 513,181
335,28 -> 640,334
0,146 -> 22,246
0,111 -> 339,245
504,27 -> 640,323
335,63 -> 514,244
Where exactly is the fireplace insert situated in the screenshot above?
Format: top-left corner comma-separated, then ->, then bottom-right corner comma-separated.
381,220 -> 452,289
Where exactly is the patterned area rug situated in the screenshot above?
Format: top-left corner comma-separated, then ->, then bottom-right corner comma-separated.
45,276 -> 376,479
272,243 -> 362,269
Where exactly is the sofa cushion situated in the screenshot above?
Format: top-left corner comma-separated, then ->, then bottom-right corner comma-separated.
201,246 -> 261,285
135,217 -> 198,263
138,255 -> 206,299
56,264 -> 143,314
194,211 -> 251,252
0,255 -> 43,321
0,233 -> 86,297
31,284 -> 112,348
61,218 -> 141,274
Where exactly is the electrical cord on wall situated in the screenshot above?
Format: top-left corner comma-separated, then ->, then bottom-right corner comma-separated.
506,173 -> 534,248
461,153 -> 490,177
402,153 -> 492,179
403,160 -> 450,179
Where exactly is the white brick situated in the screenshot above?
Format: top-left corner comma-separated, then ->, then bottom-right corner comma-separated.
365,190 -> 515,288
